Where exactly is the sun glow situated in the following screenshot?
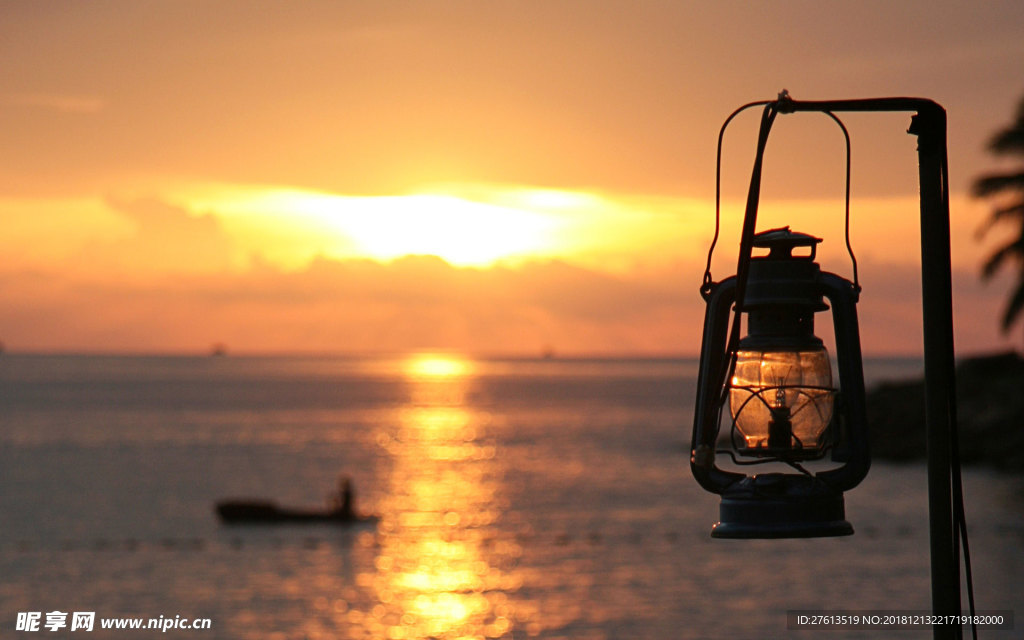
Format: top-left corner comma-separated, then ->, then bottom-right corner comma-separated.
336,194 -> 556,266
187,187 -> 562,268
168,182 -> 716,275
405,353 -> 473,379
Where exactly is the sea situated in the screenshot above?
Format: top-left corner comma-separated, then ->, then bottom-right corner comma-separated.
1,353 -> 1021,640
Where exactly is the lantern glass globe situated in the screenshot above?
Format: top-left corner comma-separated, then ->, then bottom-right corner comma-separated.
729,346 -> 834,455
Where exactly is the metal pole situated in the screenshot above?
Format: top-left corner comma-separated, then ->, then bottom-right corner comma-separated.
910,105 -> 961,640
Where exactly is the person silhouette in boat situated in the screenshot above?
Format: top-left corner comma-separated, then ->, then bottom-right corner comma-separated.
330,475 -> 355,519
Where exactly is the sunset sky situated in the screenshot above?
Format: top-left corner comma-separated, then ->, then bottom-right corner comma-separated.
2,1 -> 1023,355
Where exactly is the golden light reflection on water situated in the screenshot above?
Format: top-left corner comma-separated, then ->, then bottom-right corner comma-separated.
352,354 -> 524,639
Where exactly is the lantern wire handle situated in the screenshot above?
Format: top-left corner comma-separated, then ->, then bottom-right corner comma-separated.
823,110 -> 861,295
702,95 -> 860,298
702,99 -> 773,299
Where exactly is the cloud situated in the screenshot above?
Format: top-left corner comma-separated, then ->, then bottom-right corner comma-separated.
1,93 -> 106,114
79,197 -> 245,276
0,251 -> 697,354
0,244 -> 1014,356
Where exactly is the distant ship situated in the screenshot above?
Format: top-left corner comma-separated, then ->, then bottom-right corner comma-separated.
209,343 -> 228,357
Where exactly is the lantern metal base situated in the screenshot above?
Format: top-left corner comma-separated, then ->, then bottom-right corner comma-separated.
711,474 -> 853,539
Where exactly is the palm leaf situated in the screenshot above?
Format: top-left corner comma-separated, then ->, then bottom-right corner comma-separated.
1001,273 -> 1024,332
972,171 -> 1024,197
974,92 -> 1024,341
981,235 -> 1024,279
989,127 -> 1024,155
988,97 -> 1024,155
975,200 -> 1024,239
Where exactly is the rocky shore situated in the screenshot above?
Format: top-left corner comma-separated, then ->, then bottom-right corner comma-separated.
866,351 -> 1024,473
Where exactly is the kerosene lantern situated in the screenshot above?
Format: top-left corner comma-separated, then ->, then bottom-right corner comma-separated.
691,227 -> 869,538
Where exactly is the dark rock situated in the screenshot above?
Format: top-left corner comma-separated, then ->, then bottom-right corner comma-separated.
866,351 -> 1024,472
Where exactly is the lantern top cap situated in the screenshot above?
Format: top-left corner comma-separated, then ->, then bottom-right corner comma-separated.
753,227 -> 822,260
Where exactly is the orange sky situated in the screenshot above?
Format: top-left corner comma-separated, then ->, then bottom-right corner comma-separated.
2,1 -> 1023,355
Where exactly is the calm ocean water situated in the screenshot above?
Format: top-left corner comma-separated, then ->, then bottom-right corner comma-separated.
1,354 -> 1021,639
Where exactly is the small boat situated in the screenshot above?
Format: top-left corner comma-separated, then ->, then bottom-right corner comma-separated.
217,475 -> 375,525
214,499 -> 378,525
